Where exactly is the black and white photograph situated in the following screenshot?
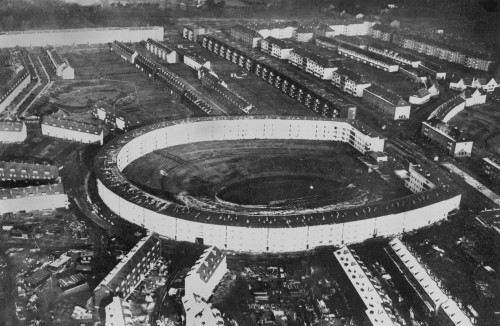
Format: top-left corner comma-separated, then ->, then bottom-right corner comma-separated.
0,0 -> 500,325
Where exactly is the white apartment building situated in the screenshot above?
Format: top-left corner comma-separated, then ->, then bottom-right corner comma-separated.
338,45 -> 399,72
185,246 -> 227,301
0,183 -> 68,214
183,52 -> 211,71
463,88 -> 486,107
409,89 -> 431,105
334,246 -> 402,326
331,68 -> 371,97
0,121 -> 27,143
305,55 -> 338,80
182,293 -> 224,326
328,21 -> 373,36
105,296 -> 133,326
41,117 -> 104,145
146,39 -> 179,64
404,164 -> 437,194
256,26 -> 296,39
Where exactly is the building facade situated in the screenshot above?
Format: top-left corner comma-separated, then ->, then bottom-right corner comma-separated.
370,24 -> 393,41
46,47 -> 74,80
0,183 -> 68,214
105,297 -> 133,326
404,164 -> 437,194
421,119 -> 473,157
92,103 -> 141,131
463,88 -> 486,107
362,85 -> 411,120
0,161 -> 58,181
261,37 -> 294,60
481,158 -> 500,184
0,121 -> 27,143
331,68 -> 371,97
41,117 -> 104,145
94,233 -> 161,307
230,25 -> 262,48
338,45 -> 399,72
409,89 -> 431,105
182,25 -> 206,42
146,39 -> 179,63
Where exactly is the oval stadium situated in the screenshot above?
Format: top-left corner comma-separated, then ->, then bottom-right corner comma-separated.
95,116 -> 461,253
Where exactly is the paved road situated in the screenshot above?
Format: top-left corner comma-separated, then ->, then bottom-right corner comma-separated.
441,162 -> 500,207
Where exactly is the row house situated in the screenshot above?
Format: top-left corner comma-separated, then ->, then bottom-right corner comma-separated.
362,84 -> 410,120
334,34 -> 369,49
0,183 -> 68,214
0,67 -> 31,113
146,38 -> 179,63
183,24 -> 206,42
421,118 -> 473,157
230,24 -> 262,48
399,67 -> 428,84
46,47 -> 74,79
94,233 -> 161,308
261,37 -> 294,60
370,24 -> 393,42
0,161 -> 58,181
331,67 -> 371,97
449,76 -> 497,93
367,43 -> 421,68
306,53 -> 339,80
481,158 -> 500,184
111,41 -> 137,64
182,51 -> 211,71
387,239 -> 475,326
393,33 -> 493,72
92,102 -> 141,131
41,116 -> 104,145
429,96 -> 466,123
338,45 -> 399,72
315,36 -> 338,51
334,247 -> 402,326
418,61 -> 446,80
0,121 -> 27,143
288,48 -> 310,71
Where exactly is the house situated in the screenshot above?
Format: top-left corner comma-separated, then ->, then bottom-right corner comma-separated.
419,61 -> 446,80
146,39 -> 179,63
315,24 -> 335,38
288,48 -> 310,71
0,121 -> 27,143
462,88 -> 486,107
46,47 -> 74,80
426,79 -> 440,97
92,102 -> 141,131
261,37 -> 294,60
25,269 -> 51,288
230,25 -> 262,48
182,51 -> 211,71
41,117 -> 104,145
338,44 -> 399,72
409,88 -> 431,105
451,76 -> 498,93
421,118 -> 473,157
315,36 -> 337,51
362,84 -> 411,120
305,53 -> 339,80
294,26 -> 314,43
370,24 -> 393,42
400,67 -> 428,84
111,41 -> 137,64
367,43 -> 421,68
183,24 -> 206,42
331,67 -> 371,97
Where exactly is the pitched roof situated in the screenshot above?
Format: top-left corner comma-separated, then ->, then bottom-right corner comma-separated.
0,161 -> 58,178
365,84 -> 409,106
372,24 -> 392,33
42,116 -> 103,135
193,246 -> 225,284
0,183 -> 65,200
231,24 -> 261,38
412,88 -> 430,98
334,67 -> 368,84
317,24 -> 333,32
0,121 -> 25,132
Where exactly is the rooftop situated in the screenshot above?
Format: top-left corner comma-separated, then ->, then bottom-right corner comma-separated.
0,183 -> 65,200
1,68 -> 30,101
146,38 -> 176,54
0,26 -> 163,36
0,121 -> 25,132
46,47 -> 65,68
364,84 -> 409,106
264,36 -> 295,49
94,116 -> 458,228
483,158 -> 500,171
432,96 -> 466,121
424,118 -> 471,142
339,44 -> 399,66
42,116 -> 103,135
334,67 -> 369,84
231,24 -> 261,38
189,246 -> 225,283
94,233 -> 160,294
0,161 -> 58,178
371,24 -> 393,33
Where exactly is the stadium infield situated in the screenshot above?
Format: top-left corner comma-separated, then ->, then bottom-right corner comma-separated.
122,139 -> 411,212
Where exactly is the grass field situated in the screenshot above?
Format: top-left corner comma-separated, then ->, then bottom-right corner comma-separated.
448,100 -> 500,156
122,139 -> 410,212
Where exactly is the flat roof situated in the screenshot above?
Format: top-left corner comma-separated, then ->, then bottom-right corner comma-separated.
95,116 -> 458,228
423,118 -> 471,142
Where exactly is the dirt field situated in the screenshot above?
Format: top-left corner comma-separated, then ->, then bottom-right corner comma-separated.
123,139 -> 410,211
448,100 -> 500,156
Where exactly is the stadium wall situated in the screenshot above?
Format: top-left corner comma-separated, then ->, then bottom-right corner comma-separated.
0,27 -> 164,48
96,117 -> 460,253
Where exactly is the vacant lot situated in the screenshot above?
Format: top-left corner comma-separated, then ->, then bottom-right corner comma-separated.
449,100 -> 500,156
123,139 -> 410,211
